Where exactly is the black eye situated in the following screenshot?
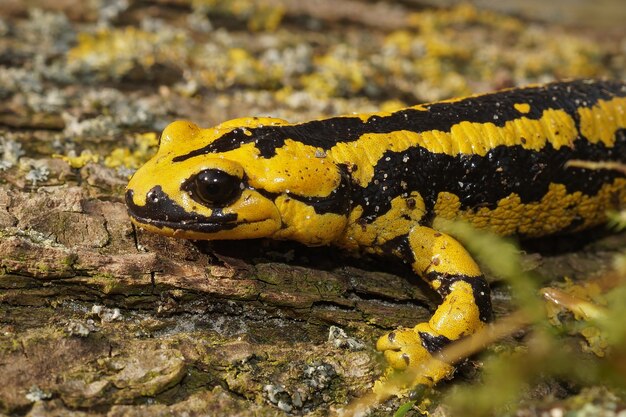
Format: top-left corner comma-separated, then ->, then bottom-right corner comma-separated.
185,169 -> 242,207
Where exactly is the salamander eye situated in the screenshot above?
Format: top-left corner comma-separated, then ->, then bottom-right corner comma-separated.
185,169 -> 242,207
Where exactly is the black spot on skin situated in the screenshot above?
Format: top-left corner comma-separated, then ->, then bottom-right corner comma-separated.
418,331 -> 452,353
408,386 -> 428,401
402,353 -> 410,366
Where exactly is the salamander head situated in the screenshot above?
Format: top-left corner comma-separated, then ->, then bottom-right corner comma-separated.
125,120 -> 351,244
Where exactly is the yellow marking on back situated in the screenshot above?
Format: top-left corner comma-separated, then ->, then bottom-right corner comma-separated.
514,103 -> 531,113
328,131 -> 413,187
432,178 -> 626,237
327,108 -> 578,187
268,139 -> 340,196
578,96 -> 626,147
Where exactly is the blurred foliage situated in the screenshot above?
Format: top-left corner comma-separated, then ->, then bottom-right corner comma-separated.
64,3 -> 623,106
430,221 -> 626,417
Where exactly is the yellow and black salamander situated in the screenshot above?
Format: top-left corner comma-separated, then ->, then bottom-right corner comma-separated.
126,79 -> 626,390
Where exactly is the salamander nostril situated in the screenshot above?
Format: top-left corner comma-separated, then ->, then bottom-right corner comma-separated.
146,189 -> 160,204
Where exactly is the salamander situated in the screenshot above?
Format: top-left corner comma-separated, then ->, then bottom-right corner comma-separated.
125,79 -> 626,392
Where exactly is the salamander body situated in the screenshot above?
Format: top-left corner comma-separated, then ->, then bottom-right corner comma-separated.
126,79 -> 626,390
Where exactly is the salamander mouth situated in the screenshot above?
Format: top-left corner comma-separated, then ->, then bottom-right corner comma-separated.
125,187 -> 241,233
126,211 -> 242,233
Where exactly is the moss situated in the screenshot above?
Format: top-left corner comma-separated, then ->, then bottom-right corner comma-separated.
104,132 -> 159,171
53,150 -> 100,169
192,0 -> 286,32
67,27 -> 188,81
430,223 -> 626,416
62,254 -> 78,268
34,262 -> 50,273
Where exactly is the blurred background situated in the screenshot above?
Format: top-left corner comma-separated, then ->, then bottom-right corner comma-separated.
0,0 -> 624,141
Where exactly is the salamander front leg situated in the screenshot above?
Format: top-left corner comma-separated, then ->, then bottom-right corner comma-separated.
375,225 -> 493,392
